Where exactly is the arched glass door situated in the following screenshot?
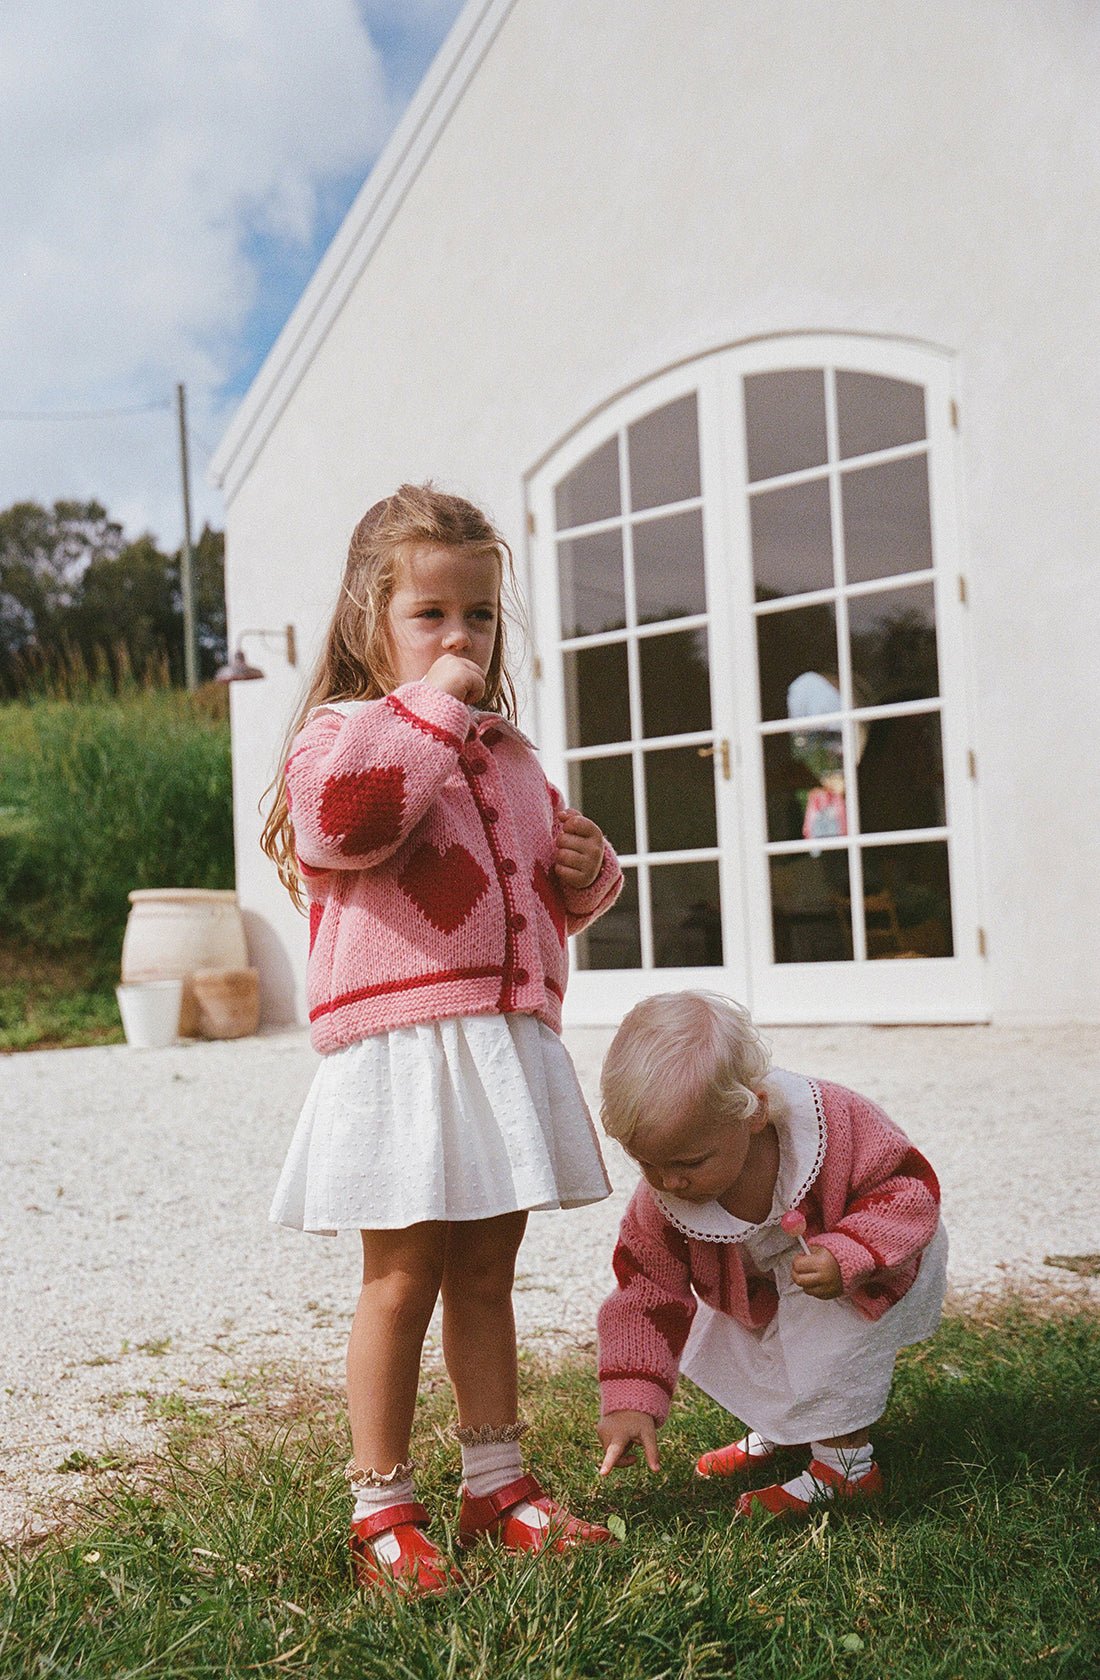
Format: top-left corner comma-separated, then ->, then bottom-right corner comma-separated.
528,338 -> 983,1024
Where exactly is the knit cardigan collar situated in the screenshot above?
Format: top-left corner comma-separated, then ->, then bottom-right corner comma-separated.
651,1070 -> 828,1244
314,698 -> 536,751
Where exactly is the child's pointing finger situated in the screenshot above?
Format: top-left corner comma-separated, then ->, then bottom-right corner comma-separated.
597,1411 -> 660,1476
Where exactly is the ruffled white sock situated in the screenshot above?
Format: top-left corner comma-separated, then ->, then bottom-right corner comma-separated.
349,1463 -> 418,1563
460,1439 -> 524,1499
780,1440 -> 875,1504
460,1440 -> 550,1532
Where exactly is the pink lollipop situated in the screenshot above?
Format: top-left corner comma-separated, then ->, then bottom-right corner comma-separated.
781,1208 -> 812,1255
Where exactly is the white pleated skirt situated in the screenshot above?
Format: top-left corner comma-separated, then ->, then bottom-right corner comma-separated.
269,1013 -> 611,1234
681,1220 -> 949,1443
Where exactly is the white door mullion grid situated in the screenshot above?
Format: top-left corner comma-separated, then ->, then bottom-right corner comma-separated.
694,363 -> 749,997
767,825 -> 949,854
560,612 -> 708,653
618,424 -> 655,970
719,352 -> 776,990
528,334 -> 984,1024
822,365 -> 866,960
760,696 -> 944,735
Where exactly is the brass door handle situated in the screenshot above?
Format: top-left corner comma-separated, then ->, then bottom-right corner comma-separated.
697,739 -> 731,779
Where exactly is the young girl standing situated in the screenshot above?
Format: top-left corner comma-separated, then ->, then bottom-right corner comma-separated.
263,485 -> 622,1594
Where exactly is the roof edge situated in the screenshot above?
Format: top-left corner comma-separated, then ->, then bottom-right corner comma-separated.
209,0 -> 519,504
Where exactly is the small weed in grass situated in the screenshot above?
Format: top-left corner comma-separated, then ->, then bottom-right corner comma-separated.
2,1301 -> 1098,1679
55,1451 -> 127,1475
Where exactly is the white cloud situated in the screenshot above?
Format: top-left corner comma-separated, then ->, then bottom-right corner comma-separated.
0,0 -> 397,544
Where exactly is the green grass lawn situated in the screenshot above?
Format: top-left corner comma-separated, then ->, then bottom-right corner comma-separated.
0,688 -> 232,1052
3,1301 -> 1097,1678
0,939 -> 123,1051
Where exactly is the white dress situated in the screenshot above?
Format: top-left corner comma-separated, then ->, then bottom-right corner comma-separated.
269,1013 -> 612,1234
660,1070 -> 949,1443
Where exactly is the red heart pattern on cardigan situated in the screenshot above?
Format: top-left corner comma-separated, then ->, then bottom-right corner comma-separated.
319,766 -> 405,856
643,1298 -> 694,1358
531,859 -> 567,945
398,842 -> 490,934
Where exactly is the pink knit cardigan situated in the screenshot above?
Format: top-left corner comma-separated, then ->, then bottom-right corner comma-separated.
285,681 -> 622,1052
597,1079 -> 941,1424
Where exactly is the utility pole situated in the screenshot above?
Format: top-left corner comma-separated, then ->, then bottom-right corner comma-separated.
176,382 -> 198,691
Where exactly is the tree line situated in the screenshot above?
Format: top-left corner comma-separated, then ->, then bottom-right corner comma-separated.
0,498 -> 226,696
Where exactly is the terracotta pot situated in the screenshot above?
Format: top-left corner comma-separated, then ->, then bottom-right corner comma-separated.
120,889 -> 248,1036
190,967 -> 260,1040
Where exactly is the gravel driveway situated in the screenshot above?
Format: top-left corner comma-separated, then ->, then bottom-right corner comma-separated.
3,1021 -> 1097,1540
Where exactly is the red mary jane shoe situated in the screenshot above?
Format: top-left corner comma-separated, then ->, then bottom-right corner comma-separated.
695,1435 -> 777,1479
458,1473 -> 614,1554
350,1502 -> 461,1596
735,1459 -> 883,1520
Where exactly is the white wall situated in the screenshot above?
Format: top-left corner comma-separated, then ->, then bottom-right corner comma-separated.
221,0 -> 1100,1025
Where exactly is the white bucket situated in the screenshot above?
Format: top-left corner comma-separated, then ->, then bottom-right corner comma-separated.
115,979 -> 184,1049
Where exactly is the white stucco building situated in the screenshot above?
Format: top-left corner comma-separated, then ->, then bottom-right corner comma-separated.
212,0 -> 1100,1030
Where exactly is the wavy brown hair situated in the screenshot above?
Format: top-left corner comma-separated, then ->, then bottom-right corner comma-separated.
260,483 -> 519,906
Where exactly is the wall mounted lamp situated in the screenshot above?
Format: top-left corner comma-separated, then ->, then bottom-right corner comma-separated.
215,625 -> 297,684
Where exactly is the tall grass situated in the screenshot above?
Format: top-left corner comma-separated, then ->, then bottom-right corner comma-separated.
2,1303 -> 1097,1678
0,686 -> 233,988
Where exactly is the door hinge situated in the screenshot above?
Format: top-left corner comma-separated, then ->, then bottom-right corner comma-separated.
533,656 -> 542,680
977,927 -> 987,957
950,399 -> 960,429
527,509 -> 536,536
967,750 -> 977,780
958,575 -> 968,604
698,739 -> 731,780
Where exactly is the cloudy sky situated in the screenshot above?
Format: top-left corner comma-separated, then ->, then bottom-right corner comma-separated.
0,0 -> 465,547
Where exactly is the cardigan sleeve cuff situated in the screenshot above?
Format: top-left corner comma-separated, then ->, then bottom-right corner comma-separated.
599,1374 -> 674,1426
562,843 -> 623,934
384,680 -> 472,748
812,1230 -> 882,1295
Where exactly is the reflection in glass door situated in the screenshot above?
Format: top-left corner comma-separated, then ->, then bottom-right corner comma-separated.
745,366 -> 954,965
551,392 -> 725,972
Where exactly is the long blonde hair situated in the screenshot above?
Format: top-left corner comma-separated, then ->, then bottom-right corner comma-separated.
260,483 -> 519,907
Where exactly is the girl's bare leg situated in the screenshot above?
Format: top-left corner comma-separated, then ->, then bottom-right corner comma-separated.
347,1223 -> 447,1472
440,1211 -> 528,1429
818,1428 -> 871,1449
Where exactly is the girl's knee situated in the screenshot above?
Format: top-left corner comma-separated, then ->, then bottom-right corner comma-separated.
359,1228 -> 446,1328
442,1234 -> 522,1308
363,1266 -> 441,1332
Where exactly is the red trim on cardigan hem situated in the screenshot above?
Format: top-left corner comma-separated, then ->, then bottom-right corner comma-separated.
310,965 -> 504,1021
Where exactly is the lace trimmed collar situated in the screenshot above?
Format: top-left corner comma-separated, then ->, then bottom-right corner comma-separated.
650,1069 -> 827,1244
